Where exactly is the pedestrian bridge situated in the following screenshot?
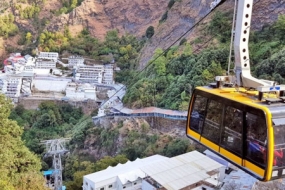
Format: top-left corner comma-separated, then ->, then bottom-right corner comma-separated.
92,106 -> 187,122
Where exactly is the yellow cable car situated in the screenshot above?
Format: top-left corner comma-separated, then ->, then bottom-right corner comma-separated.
187,86 -> 285,181
186,0 -> 285,181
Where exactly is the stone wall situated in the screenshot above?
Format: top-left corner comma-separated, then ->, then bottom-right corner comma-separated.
17,98 -> 99,115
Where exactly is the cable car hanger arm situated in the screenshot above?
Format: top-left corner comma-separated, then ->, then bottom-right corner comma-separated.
214,0 -> 285,94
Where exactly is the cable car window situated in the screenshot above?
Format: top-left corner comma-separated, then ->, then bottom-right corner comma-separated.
221,106 -> 242,155
246,112 -> 267,166
190,95 -> 207,133
202,99 -> 222,143
273,120 -> 285,167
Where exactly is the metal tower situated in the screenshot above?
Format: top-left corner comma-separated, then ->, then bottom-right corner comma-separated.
41,138 -> 70,190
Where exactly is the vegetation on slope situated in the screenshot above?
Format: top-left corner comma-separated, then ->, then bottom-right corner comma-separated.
0,14 -> 18,37
10,102 -> 193,190
122,12 -> 285,110
0,94 -> 48,190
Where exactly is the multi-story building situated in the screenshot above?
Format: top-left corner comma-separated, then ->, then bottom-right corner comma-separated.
74,65 -> 104,83
38,52 -> 59,61
65,82 -> 97,101
0,77 -> 22,102
68,56 -> 84,68
35,59 -> 56,69
102,64 -> 114,84
74,64 -> 115,84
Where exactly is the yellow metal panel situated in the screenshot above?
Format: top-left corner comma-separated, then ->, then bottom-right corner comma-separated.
195,87 -> 275,181
187,129 -> 200,141
220,148 -> 242,166
244,160 -> 265,178
200,137 -> 219,152
265,110 -> 273,181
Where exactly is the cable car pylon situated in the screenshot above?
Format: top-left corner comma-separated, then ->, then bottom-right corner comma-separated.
41,138 -> 70,190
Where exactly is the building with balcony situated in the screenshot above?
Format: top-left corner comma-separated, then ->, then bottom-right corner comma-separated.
102,64 -> 114,84
68,56 -> 84,68
74,65 -> 104,83
35,59 -> 56,69
0,77 -> 22,102
38,52 -> 59,61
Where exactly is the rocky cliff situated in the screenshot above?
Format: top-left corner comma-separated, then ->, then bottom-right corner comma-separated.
137,0 -> 285,68
44,0 -> 285,68
46,0 -> 169,39
1,0 -> 285,67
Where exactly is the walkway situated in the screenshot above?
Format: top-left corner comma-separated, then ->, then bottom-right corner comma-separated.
93,104 -> 187,122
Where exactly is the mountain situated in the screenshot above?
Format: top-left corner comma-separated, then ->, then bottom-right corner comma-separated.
0,0 -> 285,67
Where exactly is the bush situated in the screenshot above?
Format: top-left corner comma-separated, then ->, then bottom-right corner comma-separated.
168,0 -> 175,9
159,11 -> 168,23
145,26 -> 155,38
179,38 -> 187,45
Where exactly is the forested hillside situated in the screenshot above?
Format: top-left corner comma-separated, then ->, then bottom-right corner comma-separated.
1,1 -> 285,189
9,102 -> 193,189
123,12 -> 285,110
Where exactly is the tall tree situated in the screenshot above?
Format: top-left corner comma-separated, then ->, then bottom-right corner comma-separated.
0,95 -> 47,190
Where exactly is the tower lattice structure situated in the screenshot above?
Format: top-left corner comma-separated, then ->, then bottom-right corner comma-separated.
41,138 -> 70,190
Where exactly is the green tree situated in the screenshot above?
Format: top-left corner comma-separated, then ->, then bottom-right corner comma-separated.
145,26 -> 155,38
0,94 -> 47,189
182,43 -> 192,56
168,0 -> 176,9
159,11 -> 168,23
274,14 -> 285,41
25,32 -> 32,44
152,48 -> 167,76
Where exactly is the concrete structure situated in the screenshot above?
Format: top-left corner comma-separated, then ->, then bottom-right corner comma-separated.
74,63 -> 115,84
75,65 -> 103,83
221,169 -> 257,190
65,82 -> 96,101
83,151 -> 225,190
68,56 -> 84,68
1,52 -> 117,103
102,64 -> 114,84
33,78 -> 72,92
35,59 -> 56,69
203,150 -> 257,190
38,52 -> 59,61
4,53 -> 28,74
0,77 -> 22,102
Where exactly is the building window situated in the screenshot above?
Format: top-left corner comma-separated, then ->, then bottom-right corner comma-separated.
100,188 -> 104,190
123,186 -> 126,189
134,182 -> 137,185
108,185 -> 112,188
85,182 -> 88,186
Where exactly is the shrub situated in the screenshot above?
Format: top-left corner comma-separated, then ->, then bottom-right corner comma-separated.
179,38 -> 187,45
168,0 -> 175,9
145,26 -> 155,38
159,11 -> 168,23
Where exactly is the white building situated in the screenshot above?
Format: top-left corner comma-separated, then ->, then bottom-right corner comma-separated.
0,77 -> 22,102
75,65 -> 104,83
38,52 -> 59,61
68,56 -> 84,68
74,64 -> 115,84
83,151 -> 225,190
32,78 -> 71,92
102,64 -> 114,84
65,82 -> 96,101
35,59 -> 56,69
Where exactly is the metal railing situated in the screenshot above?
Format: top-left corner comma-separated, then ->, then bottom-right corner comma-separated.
92,111 -> 187,122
